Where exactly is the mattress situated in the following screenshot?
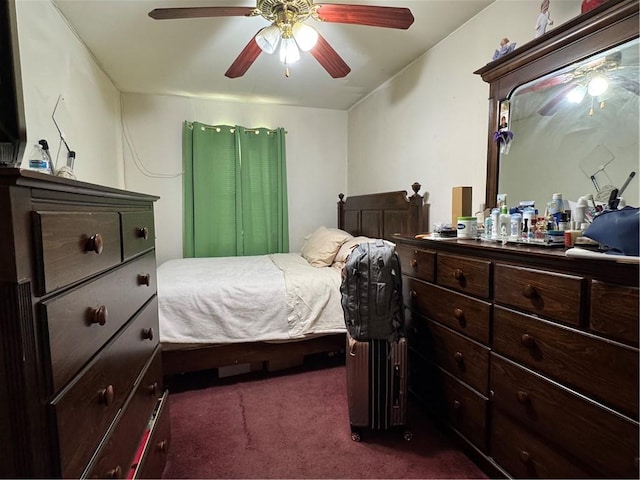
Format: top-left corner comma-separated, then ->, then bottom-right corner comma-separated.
157,253 -> 346,344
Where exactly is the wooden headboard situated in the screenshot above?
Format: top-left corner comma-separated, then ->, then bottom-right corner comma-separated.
337,182 -> 427,240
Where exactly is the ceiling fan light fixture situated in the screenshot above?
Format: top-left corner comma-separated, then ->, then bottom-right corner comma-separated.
566,84 -> 587,104
256,24 -> 281,54
292,22 -> 318,51
279,36 -> 300,65
588,76 -> 609,97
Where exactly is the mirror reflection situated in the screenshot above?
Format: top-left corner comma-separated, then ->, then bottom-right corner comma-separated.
498,38 -> 639,212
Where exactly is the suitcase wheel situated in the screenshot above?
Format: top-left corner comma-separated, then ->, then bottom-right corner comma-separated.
403,430 -> 413,441
350,428 -> 362,442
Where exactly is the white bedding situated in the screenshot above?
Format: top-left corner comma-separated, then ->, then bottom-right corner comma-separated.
157,253 -> 346,344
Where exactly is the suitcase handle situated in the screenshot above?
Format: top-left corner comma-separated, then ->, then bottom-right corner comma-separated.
393,364 -> 401,406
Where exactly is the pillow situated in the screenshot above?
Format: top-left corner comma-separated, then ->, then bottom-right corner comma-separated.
301,226 -> 353,267
331,236 -> 372,271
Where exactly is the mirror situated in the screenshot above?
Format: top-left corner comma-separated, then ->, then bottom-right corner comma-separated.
498,37 -> 639,210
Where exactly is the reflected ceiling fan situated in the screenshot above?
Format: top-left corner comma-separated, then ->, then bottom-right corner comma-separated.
520,51 -> 639,116
149,0 -> 414,78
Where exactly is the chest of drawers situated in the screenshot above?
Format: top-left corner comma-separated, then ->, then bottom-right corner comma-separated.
0,170 -> 170,478
395,234 -> 639,478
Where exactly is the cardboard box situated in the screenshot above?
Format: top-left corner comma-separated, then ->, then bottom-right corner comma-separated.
452,186 -> 473,226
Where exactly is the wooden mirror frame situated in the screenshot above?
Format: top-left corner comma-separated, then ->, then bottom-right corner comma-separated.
474,0 -> 639,209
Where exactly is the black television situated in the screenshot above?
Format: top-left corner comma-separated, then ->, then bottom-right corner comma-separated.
0,0 -> 25,167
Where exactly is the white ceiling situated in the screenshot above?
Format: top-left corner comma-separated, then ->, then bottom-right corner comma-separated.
52,0 -> 495,110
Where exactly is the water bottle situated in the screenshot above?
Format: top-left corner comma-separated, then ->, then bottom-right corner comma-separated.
27,144 -> 53,174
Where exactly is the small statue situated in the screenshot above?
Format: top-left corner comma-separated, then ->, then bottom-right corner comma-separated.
492,37 -> 516,61
535,0 -> 554,38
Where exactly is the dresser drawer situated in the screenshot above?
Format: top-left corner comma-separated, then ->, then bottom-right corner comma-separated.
590,280 -> 639,346
121,211 -> 155,261
52,298 -> 159,478
133,390 -> 171,479
404,277 -> 490,344
409,314 -> 489,395
409,357 -> 488,451
491,410 -> 596,478
42,251 -> 157,393
33,211 -> 122,294
491,353 -> 639,478
397,245 -> 435,282
493,305 -> 638,418
84,346 -> 163,479
494,263 -> 583,326
437,253 -> 490,299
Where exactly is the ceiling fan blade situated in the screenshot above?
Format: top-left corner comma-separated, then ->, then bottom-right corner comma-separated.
537,83 -> 579,116
310,32 -> 351,78
315,4 -> 414,29
149,7 -> 254,20
225,33 -> 263,78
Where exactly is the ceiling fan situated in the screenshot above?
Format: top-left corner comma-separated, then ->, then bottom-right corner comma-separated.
148,0 -> 414,78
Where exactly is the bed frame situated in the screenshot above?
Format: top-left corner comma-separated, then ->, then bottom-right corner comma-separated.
161,182 -> 426,377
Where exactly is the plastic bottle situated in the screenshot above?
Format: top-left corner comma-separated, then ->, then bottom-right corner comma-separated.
27,144 -> 52,174
490,208 -> 500,239
38,139 -> 54,175
510,212 -> 522,238
522,207 -> 535,240
499,205 -> 510,242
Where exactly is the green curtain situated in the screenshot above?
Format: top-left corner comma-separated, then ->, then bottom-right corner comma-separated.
183,121 -> 289,257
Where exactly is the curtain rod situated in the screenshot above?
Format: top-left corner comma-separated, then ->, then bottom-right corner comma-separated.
186,122 -> 287,134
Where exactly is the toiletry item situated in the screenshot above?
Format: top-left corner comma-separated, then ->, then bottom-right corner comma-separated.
510,212 -> 522,238
484,216 -> 492,239
497,193 -> 508,209
499,205 -> 510,243
522,207 -> 535,240
38,139 -> 55,175
491,208 -> 500,239
564,229 -> 582,247
558,212 -> 569,231
457,216 -> 477,239
27,143 -> 52,174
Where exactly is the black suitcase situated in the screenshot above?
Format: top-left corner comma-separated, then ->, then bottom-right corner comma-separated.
345,333 -> 411,441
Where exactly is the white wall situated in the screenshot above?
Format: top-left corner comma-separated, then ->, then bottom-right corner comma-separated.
15,0 -> 123,187
120,93 -> 347,265
348,0 -> 582,228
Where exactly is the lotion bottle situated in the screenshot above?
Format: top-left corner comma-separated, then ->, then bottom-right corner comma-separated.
499,205 -> 510,243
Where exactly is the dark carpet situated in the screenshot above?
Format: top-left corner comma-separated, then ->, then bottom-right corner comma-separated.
162,360 -> 487,479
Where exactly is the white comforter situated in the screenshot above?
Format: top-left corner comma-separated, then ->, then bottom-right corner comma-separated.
157,253 -> 346,344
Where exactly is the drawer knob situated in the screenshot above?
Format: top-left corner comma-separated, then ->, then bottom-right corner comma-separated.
147,382 -> 159,395
522,284 -> 538,299
410,259 -> 418,269
453,308 -> 465,326
99,384 -> 115,406
138,273 -> 151,286
521,333 -> 536,348
410,290 -> 417,299
454,351 -> 464,364
91,305 -> 108,326
158,440 -> 168,453
452,399 -> 461,411
516,390 -> 530,404
106,465 -> 122,479
453,269 -> 465,280
519,450 -> 531,464
138,226 -> 149,240
142,327 -> 154,341
86,233 -> 104,254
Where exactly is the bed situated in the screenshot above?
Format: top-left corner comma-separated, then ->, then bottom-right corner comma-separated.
160,182 -> 427,376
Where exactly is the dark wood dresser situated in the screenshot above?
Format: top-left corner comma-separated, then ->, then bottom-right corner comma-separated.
0,169 -> 170,478
395,235 -> 639,478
